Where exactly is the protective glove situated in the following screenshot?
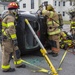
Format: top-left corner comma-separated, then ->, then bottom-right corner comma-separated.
2,35 -> 7,41
64,43 -> 68,50
12,39 -> 18,46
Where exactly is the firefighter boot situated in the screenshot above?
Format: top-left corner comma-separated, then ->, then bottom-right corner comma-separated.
48,52 -> 58,57
16,64 -> 26,68
2,68 -> 15,72
52,53 -> 58,57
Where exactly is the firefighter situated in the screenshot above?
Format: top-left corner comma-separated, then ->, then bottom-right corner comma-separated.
70,17 -> 75,42
1,2 -> 26,72
60,31 -> 67,49
60,31 -> 73,49
42,4 -> 61,57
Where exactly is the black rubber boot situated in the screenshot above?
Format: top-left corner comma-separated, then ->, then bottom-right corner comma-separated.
48,51 -> 54,54
52,53 -> 58,57
48,52 -> 58,57
16,64 -> 26,68
2,68 -> 15,72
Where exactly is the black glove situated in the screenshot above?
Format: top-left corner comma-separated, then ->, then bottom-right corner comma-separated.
64,43 -> 68,50
12,39 -> 18,46
2,35 -> 8,41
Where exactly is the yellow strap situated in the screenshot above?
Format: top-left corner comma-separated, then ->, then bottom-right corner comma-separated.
1,65 -> 10,69
14,59 -> 22,65
10,34 -> 17,39
48,29 -> 60,35
2,22 -> 7,27
7,22 -> 14,27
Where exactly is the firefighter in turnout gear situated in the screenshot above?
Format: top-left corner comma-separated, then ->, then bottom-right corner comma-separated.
70,17 -> 75,50
1,2 -> 26,72
42,4 -> 61,57
60,31 -> 73,49
70,17 -> 75,42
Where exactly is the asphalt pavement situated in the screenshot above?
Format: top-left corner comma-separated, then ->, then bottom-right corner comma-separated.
0,24 -> 75,75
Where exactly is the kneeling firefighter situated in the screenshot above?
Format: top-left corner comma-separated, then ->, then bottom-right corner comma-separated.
60,31 -> 73,49
1,2 -> 26,72
70,17 -> 75,42
42,4 -> 61,57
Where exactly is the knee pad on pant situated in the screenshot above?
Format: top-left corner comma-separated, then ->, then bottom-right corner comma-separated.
15,50 -> 21,59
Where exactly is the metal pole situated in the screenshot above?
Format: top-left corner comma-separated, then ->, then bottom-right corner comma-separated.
25,19 -> 58,75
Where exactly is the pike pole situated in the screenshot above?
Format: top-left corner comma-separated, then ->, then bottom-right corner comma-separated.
25,19 -> 58,75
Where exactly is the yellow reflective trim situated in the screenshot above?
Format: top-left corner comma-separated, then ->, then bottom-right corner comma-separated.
14,59 -> 22,65
47,21 -> 52,25
10,34 -> 17,39
64,40 -> 72,43
49,11 -> 54,18
2,22 -> 7,27
62,32 -> 66,37
2,29 -> 4,32
71,21 -> 75,24
3,31 -> 7,35
7,22 -> 14,27
48,29 -> 60,35
71,27 -> 75,28
68,44 -> 71,45
63,34 -> 66,37
1,65 -> 10,69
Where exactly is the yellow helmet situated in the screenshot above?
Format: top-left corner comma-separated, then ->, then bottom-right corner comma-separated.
46,4 -> 54,11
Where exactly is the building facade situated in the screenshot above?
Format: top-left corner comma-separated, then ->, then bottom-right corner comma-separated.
19,0 -> 73,21
0,0 -> 73,20
19,0 -> 53,13
53,0 -> 73,20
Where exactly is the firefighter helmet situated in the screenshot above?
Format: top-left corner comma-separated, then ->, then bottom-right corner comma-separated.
46,4 -> 54,11
8,2 -> 18,9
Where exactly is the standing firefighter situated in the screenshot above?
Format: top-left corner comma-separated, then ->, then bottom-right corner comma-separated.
1,2 -> 26,72
42,4 -> 61,57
